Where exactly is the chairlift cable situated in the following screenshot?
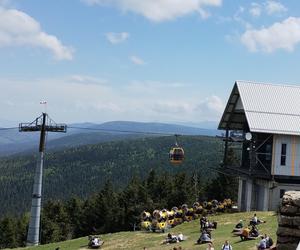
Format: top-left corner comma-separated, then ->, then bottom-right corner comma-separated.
0,125 -> 229,175
0,127 -> 19,131
67,126 -> 180,136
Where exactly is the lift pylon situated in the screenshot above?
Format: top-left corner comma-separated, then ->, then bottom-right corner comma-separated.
19,113 -> 66,246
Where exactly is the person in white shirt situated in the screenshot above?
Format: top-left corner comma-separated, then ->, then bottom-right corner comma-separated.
257,236 -> 267,250
252,213 -> 258,225
92,237 -> 99,246
177,233 -> 184,242
221,240 -> 232,250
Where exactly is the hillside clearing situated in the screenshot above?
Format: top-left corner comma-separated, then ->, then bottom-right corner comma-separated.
12,211 -> 277,250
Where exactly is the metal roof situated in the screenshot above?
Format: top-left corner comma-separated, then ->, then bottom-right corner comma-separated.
218,80 -> 300,135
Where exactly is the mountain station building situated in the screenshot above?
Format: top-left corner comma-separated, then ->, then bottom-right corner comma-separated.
219,81 -> 300,211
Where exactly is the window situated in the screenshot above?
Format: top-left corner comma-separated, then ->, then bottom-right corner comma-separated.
280,143 -> 287,166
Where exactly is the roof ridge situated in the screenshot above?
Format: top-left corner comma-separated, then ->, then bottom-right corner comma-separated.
236,80 -> 300,89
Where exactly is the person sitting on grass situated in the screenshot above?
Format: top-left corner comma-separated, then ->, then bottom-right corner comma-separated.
257,235 -> 267,250
239,227 -> 250,241
250,214 -> 266,226
232,220 -> 243,233
251,213 -> 258,225
250,225 -> 259,238
264,234 -> 273,248
88,235 -> 104,249
200,215 -> 208,229
197,230 -> 212,244
235,220 -> 243,229
207,221 -> 218,229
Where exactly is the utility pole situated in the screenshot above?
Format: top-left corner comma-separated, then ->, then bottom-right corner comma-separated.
19,113 -> 66,246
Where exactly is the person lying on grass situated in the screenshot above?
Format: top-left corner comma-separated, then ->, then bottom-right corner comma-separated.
164,233 -> 186,244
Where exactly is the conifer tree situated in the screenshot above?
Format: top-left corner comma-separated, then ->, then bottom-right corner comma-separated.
0,216 -> 17,248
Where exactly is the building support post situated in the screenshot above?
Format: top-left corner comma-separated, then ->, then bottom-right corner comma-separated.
262,184 -> 269,211
237,177 -> 243,211
223,129 -> 229,165
246,179 -> 253,212
263,185 -> 269,211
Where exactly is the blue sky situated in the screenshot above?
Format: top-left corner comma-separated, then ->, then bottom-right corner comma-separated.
1,0 -> 300,126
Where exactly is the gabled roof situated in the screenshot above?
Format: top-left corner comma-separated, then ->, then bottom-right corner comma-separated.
218,80 -> 300,135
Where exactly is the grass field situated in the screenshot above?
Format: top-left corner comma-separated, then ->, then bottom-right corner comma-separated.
12,211 -> 277,250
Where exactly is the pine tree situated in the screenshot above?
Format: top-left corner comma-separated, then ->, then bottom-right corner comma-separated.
15,213 -> 29,247
65,197 -> 83,238
0,216 -> 17,248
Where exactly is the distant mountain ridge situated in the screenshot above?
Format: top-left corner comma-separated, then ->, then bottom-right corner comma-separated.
0,121 -> 219,156
79,121 -> 219,135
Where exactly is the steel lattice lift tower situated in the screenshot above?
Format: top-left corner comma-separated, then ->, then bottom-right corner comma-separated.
19,113 -> 67,246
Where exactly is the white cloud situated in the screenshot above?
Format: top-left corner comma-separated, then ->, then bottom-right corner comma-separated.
82,0 -> 222,22
105,32 -> 129,44
241,17 -> 300,53
265,0 -> 287,15
233,6 -> 252,29
129,55 -> 145,65
127,80 -> 184,94
249,3 -> 262,17
0,0 -> 12,7
195,95 -> 224,115
0,76 -> 224,124
152,102 -> 192,115
248,1 -> 287,17
151,95 -> 224,122
0,7 -> 73,60
68,75 -> 107,85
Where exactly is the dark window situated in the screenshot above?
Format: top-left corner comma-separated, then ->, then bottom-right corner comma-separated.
281,143 -> 287,166
280,189 -> 286,198
266,144 -> 272,161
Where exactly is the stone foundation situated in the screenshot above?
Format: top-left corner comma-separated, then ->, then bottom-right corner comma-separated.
277,191 -> 300,250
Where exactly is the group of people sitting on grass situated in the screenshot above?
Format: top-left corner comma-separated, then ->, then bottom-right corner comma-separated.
161,213 -> 273,250
200,215 -> 218,230
197,215 -> 218,245
195,240 -> 233,250
232,214 -> 273,249
257,234 -> 274,250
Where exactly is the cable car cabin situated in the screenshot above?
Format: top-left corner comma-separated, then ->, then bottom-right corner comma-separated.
169,147 -> 184,164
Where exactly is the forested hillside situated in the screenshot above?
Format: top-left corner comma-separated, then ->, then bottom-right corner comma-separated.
0,169 -> 237,248
0,121 -> 219,156
0,135 -> 223,217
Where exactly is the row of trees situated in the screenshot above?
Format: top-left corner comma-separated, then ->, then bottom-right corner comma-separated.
0,170 -> 237,248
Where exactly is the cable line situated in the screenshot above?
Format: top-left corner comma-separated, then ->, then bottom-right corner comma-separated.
0,127 -> 18,131
67,125 -> 180,136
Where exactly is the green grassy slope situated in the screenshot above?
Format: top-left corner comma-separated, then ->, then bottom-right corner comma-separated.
13,211 -> 277,250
